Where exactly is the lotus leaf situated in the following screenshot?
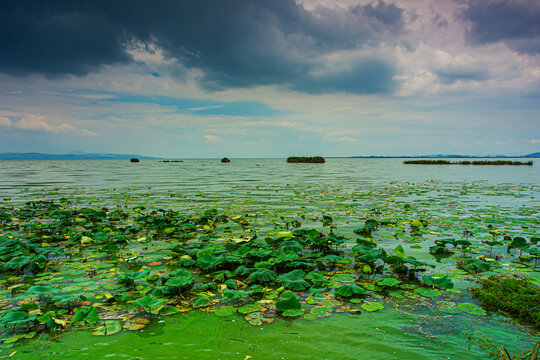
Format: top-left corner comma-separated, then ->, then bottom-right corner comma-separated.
164,270 -> 193,290
248,268 -> 277,283
276,290 -> 301,311
123,317 -> 151,331
245,311 -> 274,326
214,306 -> 236,317
238,304 -> 262,314
377,278 -> 401,288
413,288 -> 441,297
0,311 -> 37,326
3,331 -> 36,344
457,303 -> 486,315
277,269 -> 310,290
280,240 -> 303,253
233,266 -> 253,276
410,220 -> 423,229
223,288 -> 253,300
224,279 -> 239,289
335,284 -> 366,297
71,306 -> 99,324
305,271 -> 329,286
192,296 -> 211,308
361,302 -> 384,312
422,275 -> 454,289
134,294 -> 163,308
92,320 -> 122,336
197,248 -> 220,270
26,285 -> 61,297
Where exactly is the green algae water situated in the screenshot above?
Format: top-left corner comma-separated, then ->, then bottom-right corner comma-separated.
0,158 -> 538,359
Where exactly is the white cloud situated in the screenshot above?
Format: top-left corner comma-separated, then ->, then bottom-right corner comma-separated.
204,134 -> 218,142
0,111 -> 76,133
531,139 -> 540,143
82,129 -> 98,136
338,136 -> 356,142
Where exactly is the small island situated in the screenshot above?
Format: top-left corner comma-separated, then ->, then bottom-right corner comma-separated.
221,157 -> 231,163
404,160 -> 533,166
286,156 -> 325,163
130,158 -> 140,163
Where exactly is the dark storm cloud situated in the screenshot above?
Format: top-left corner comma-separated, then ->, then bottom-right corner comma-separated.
0,1 -> 131,76
0,0 -> 405,94
462,0 -> 540,54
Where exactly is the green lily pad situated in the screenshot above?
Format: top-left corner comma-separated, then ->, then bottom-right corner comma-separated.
238,304 -> 262,314
414,288 -> 441,297
123,317 -> 151,331
276,290 -> 301,312
457,303 -> 486,316
192,296 -> 211,308
303,313 -> 318,320
71,306 -> 99,324
377,278 -> 401,287
361,302 -> 384,312
310,306 -> 331,317
3,331 -> 36,344
159,305 -> 180,315
215,306 -> 236,317
92,320 -> 122,336
245,312 -> 274,326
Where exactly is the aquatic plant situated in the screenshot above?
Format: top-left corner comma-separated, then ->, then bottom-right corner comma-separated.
0,193 -> 536,349
286,156 -> 325,163
471,275 -> 540,330
404,160 -> 533,165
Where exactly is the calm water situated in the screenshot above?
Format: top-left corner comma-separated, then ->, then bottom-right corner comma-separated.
0,158 -> 538,190
0,158 -> 538,359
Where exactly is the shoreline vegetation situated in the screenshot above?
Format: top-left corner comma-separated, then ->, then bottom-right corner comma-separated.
404,160 -> 533,166
286,156 -> 325,163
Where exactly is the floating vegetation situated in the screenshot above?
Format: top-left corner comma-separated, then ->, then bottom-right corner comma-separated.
472,275 -> 540,330
0,172 -> 537,358
404,160 -> 533,165
286,156 -> 326,163
0,198 -> 513,344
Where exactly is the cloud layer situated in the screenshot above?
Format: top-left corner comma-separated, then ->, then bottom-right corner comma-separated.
0,0 -> 407,94
0,0 -> 539,157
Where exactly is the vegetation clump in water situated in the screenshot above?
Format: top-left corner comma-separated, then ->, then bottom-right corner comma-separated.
404,160 -> 533,165
221,157 -> 231,163
287,156 -> 325,163
471,275 -> 540,330
0,200 -> 470,344
0,176 -> 537,357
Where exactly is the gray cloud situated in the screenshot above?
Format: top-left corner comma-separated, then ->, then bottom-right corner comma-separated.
0,0 -> 405,94
462,0 -> 540,54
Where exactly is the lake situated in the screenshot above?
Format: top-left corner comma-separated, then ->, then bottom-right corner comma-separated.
0,158 -> 538,359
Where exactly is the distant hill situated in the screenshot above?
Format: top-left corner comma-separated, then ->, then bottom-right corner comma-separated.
0,152 -> 158,160
525,152 -> 540,158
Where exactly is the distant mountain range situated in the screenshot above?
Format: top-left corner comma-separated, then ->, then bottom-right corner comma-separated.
347,152 -> 540,159
0,152 -> 158,160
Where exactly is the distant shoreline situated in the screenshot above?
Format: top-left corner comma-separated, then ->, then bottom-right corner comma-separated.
0,152 -> 538,160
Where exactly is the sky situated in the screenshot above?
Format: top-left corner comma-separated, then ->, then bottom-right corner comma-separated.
0,0 -> 539,158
